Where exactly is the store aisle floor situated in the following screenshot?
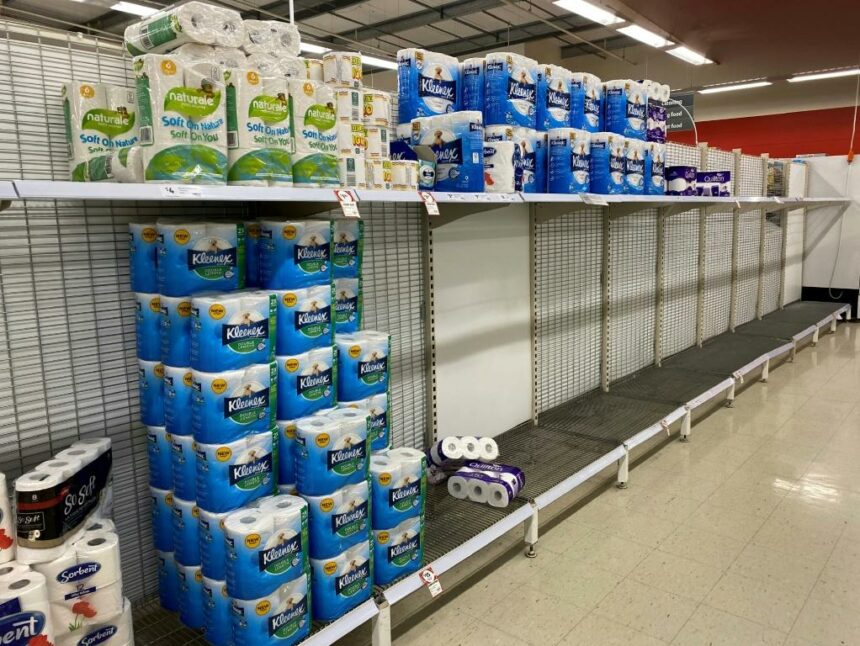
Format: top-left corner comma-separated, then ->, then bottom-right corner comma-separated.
395,322 -> 860,646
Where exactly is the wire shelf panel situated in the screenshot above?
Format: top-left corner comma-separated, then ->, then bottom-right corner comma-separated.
535,209 -> 603,411
736,211 -> 761,325
761,214 -> 783,315
739,154 -> 764,197
609,212 -> 657,380
707,149 -> 736,195
661,211 -> 699,357
703,212 -> 733,339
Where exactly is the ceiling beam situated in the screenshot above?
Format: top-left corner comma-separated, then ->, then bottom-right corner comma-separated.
560,34 -> 638,58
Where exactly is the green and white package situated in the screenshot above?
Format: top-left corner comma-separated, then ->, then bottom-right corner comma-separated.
289,80 -> 338,187
225,68 -> 293,186
123,1 -> 244,56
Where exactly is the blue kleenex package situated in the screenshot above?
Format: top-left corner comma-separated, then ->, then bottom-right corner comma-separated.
164,365 -> 194,437
172,496 -> 200,566
231,572 -> 311,646
160,295 -> 192,366
259,219 -> 332,289
139,359 -> 165,427
135,292 -> 161,361
336,331 -> 390,401
332,219 -> 363,279
273,285 -> 333,355
170,431 -> 197,500
309,542 -> 372,622
198,507 -> 230,580
372,515 -> 423,585
130,222 -> 158,293
147,425 -> 172,489
412,112 -> 484,192
295,413 -> 369,496
277,346 -> 336,420
202,576 -> 231,646
157,221 -> 245,297
396,48 -> 460,123
302,480 -> 370,559
484,52 -> 538,128
195,429 -> 275,513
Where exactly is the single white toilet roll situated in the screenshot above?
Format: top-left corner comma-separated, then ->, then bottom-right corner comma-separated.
458,436 -> 481,460
446,474 -> 471,500
0,561 -> 30,582
478,438 -> 499,461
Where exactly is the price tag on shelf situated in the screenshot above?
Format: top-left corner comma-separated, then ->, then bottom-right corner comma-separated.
160,185 -> 202,198
581,194 -> 609,206
334,189 -> 360,218
419,191 -> 440,216
418,566 -> 443,597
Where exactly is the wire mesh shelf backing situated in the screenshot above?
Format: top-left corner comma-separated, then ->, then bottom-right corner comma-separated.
736,155 -> 765,324
609,211 -> 658,381
703,148 -> 735,339
761,213 -> 783,315
534,209 -> 603,412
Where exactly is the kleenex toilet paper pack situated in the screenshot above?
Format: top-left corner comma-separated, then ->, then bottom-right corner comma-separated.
604,80 -> 647,141
332,220 -> 363,279
164,365 -> 193,437
198,507 -> 229,580
302,480 -> 369,560
138,359 -> 165,426
336,331 -> 390,401
334,278 -> 362,335
147,425 -> 172,489
190,290 -> 276,371
397,49 -> 460,123
259,220 -> 332,289
370,447 -> 425,529
645,142 -> 666,195
589,132 -> 626,195
339,393 -> 388,452
160,295 -> 192,366
201,576 -> 231,646
548,127 -> 591,194
277,420 -> 297,488
484,52 -> 538,129
192,362 -> 276,443
277,347 -> 336,420
157,550 -> 179,611
195,428 -> 275,513
170,432 -> 196,500
177,562 -> 204,629
273,285 -> 333,356
537,64 -> 573,131
570,72 -> 602,133
150,488 -> 173,552
310,541 -> 371,622
412,112 -> 484,192
171,496 -> 200,566
135,293 -> 161,361
295,415 -> 368,496
129,222 -> 158,293
461,57 -> 484,112
372,515 -> 423,585
157,221 -> 245,296
231,571 -> 310,646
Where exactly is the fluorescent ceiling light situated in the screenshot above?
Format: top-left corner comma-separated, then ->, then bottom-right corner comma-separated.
667,46 -> 713,65
552,0 -> 622,25
362,55 -> 398,70
111,1 -> 158,16
617,24 -> 673,48
300,43 -> 331,54
699,80 -> 771,94
788,68 -> 860,82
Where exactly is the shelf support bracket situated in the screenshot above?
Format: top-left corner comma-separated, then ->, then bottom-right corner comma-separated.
616,446 -> 629,488
524,502 -> 539,558
371,598 -> 392,646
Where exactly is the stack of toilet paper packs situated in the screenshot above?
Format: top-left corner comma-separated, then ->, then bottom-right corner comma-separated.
8,438 -> 132,646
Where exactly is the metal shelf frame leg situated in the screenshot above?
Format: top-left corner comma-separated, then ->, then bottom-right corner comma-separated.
524,503 -> 539,558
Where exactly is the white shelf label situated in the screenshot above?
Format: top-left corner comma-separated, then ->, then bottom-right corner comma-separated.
419,566 -> 443,597
335,189 -> 360,218
419,191 -> 440,216
160,185 -> 202,198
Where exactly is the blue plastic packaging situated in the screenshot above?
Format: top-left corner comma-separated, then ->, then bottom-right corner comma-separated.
160,295 -> 192,366
129,222 -> 158,293
244,221 -> 261,288
624,138 -> 646,195
603,80 -> 647,140
147,425 -> 172,489
589,132 -> 626,195
412,112 -> 484,192
309,542 -> 372,622
170,432 -> 197,500
273,285 -> 333,356
336,332 -> 390,402
151,486 -> 174,552
645,142 -> 666,195
135,292 -> 161,361
484,52 -> 538,128
295,413 -> 369,496
332,219 -> 363,279
163,365 -> 193,437
139,359 -> 164,426
231,572 -> 311,646
302,480 -> 370,559
461,57 -> 484,112
195,429 -> 275,513
157,221 -> 245,297
570,72 -> 602,133
333,277 -> 361,334
396,48 -> 460,123
259,219 -> 332,289
198,507 -> 230,580
547,127 -> 591,194
277,420 -> 297,488
157,550 -> 179,611
201,576 -> 232,646
177,562 -> 205,629
369,447 -> 426,529
537,64 -> 572,132
277,347 -> 336,421
339,394 -> 389,452
172,496 -> 200,566
372,515 -> 423,585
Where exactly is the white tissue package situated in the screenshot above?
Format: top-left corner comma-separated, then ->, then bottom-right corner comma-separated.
0,571 -> 56,646
124,2 -> 245,55
323,52 -> 362,88
289,80 -> 339,187
397,48 -> 460,123
243,20 -> 301,57
483,141 -> 517,194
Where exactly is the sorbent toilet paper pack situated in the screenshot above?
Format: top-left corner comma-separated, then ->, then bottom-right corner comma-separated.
483,141 -> 518,194
135,292 -> 161,361
170,432 -> 197,500
157,550 -> 179,612
277,347 -> 336,420
302,480 -> 369,560
336,331 -> 390,401
159,295 -> 192,366
201,576 -> 231,646
259,219 -> 332,290
295,416 -> 368,496
190,290 -> 276,371
156,220 -> 245,296
369,448 -> 425,529
147,425 -> 172,489
150,488 -> 173,552
195,429 -> 275,513
171,497 -> 200,567
333,277 -> 362,335
231,571 -> 310,646
138,359 -> 164,427
372,514 -> 423,585
0,571 -> 55,646
273,285 -> 333,356
484,52 -> 538,128
191,362 -> 276,443
55,597 -> 133,646
197,507 -> 229,580
163,365 -> 193,437
397,48 -> 460,123
128,222 -> 158,293
177,562 -> 204,629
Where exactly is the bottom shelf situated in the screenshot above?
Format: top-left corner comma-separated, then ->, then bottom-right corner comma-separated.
131,300 -> 848,645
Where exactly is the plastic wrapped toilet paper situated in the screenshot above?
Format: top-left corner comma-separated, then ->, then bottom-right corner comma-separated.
198,507 -> 229,580
135,292 -> 161,361
624,137 -> 645,195
397,48 -> 460,123
138,359 -> 165,426
0,572 -> 55,646
55,597 -> 133,646
696,170 -> 731,197
391,160 -> 419,191
224,495 -> 308,599
372,515 -> 423,585
244,221 -> 261,287
548,127 -> 591,194
289,80 -> 338,187
461,57 -> 484,112
295,416 -> 368,496
190,290 -> 275,371
242,20 -> 301,57
323,52 -> 362,88
604,80 -> 647,140
457,436 -> 482,460
338,155 -> 368,188
370,448 -> 425,529
201,577 -> 231,646
484,52 -> 538,128
484,125 -> 541,192
243,54 -> 281,77
157,550 -> 179,612
273,285 -> 333,356
0,562 -> 30,582
156,220 -> 245,296
192,362 -> 276,443
332,220 -> 362,280
171,497 -> 200,567
195,429 -> 275,513
231,572 -> 310,646
339,393 -> 387,452
285,150 -> 339,188
366,159 -> 392,190
277,347 -> 335,420
365,126 -> 389,159
301,481 -> 368,560
336,122 -> 366,157
104,85 -> 139,150
107,145 -> 144,183
129,222 -> 158,293
159,295 -> 192,366
310,541 -> 371,621
277,421 -> 298,489
172,42 -> 216,61
335,88 -> 363,123
61,82 -> 110,182
177,562 -> 204,629
147,426 -> 172,489
570,72 -> 602,133
394,123 -> 412,143
412,112 -> 483,192
305,58 -> 323,81
646,81 -> 668,144
537,64 -> 572,131
336,331 -> 390,401
666,166 -> 697,196
362,90 -> 390,128
124,2 -> 244,55
259,219 -> 331,289
483,141 -> 517,194
589,132 -> 625,195
170,413 -> 197,491
163,365 -> 193,437
334,277 -> 362,335
150,488 -> 173,552
449,462 -> 525,507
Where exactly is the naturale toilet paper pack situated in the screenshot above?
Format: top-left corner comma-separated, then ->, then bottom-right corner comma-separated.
289,80 -> 338,187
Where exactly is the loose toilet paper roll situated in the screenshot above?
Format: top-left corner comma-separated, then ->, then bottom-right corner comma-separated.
177,563 -> 205,629
277,420 -> 297,489
273,284 -> 334,357
334,88 -> 363,123
197,507 -> 229,580
156,220 -> 245,297
242,20 -> 301,57
231,572 -> 310,646
223,496 -> 307,599
201,577 -> 231,646
537,64 -> 573,131
336,122 -> 366,157
390,160 -> 419,191
338,155 -> 368,189
171,497 -> 200,566
277,347 -> 335,420
547,127 -> 591,194
150,488 -> 173,552
335,331 -> 390,401
135,292 -> 161,361
157,550 -> 179,612
147,426 -> 172,490
396,48 -> 460,123
365,158 -> 392,190
484,52 -> 538,129
128,222 -> 158,293
0,474 -> 14,564
364,126 -> 389,159
333,277 -> 362,335
192,362 -> 276,443
56,597 -> 133,646
413,112 -> 484,192
305,58 -> 323,81
339,393 -> 387,451
302,480 -> 368,560
589,132 -> 626,195
61,82 -> 110,182
138,359 -> 165,427
570,72 -> 602,133
295,416 -> 368,496
159,295 -> 192,367
124,2 -> 238,55
362,90 -> 390,128
309,542 -> 371,622
624,137 -> 646,195
461,57 -> 484,112
604,79 -> 647,140
0,562 -> 30,582
372,515 -> 423,585
370,448 -> 425,529
195,429 -> 275,513
163,365 -> 193,437
290,80 -> 338,155
258,219 -> 332,289
323,52 -> 362,88
190,290 -> 276,372
0,572 -> 55,645
483,141 -> 517,194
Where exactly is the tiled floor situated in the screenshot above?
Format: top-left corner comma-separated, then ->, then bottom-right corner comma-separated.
395,323 -> 860,646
